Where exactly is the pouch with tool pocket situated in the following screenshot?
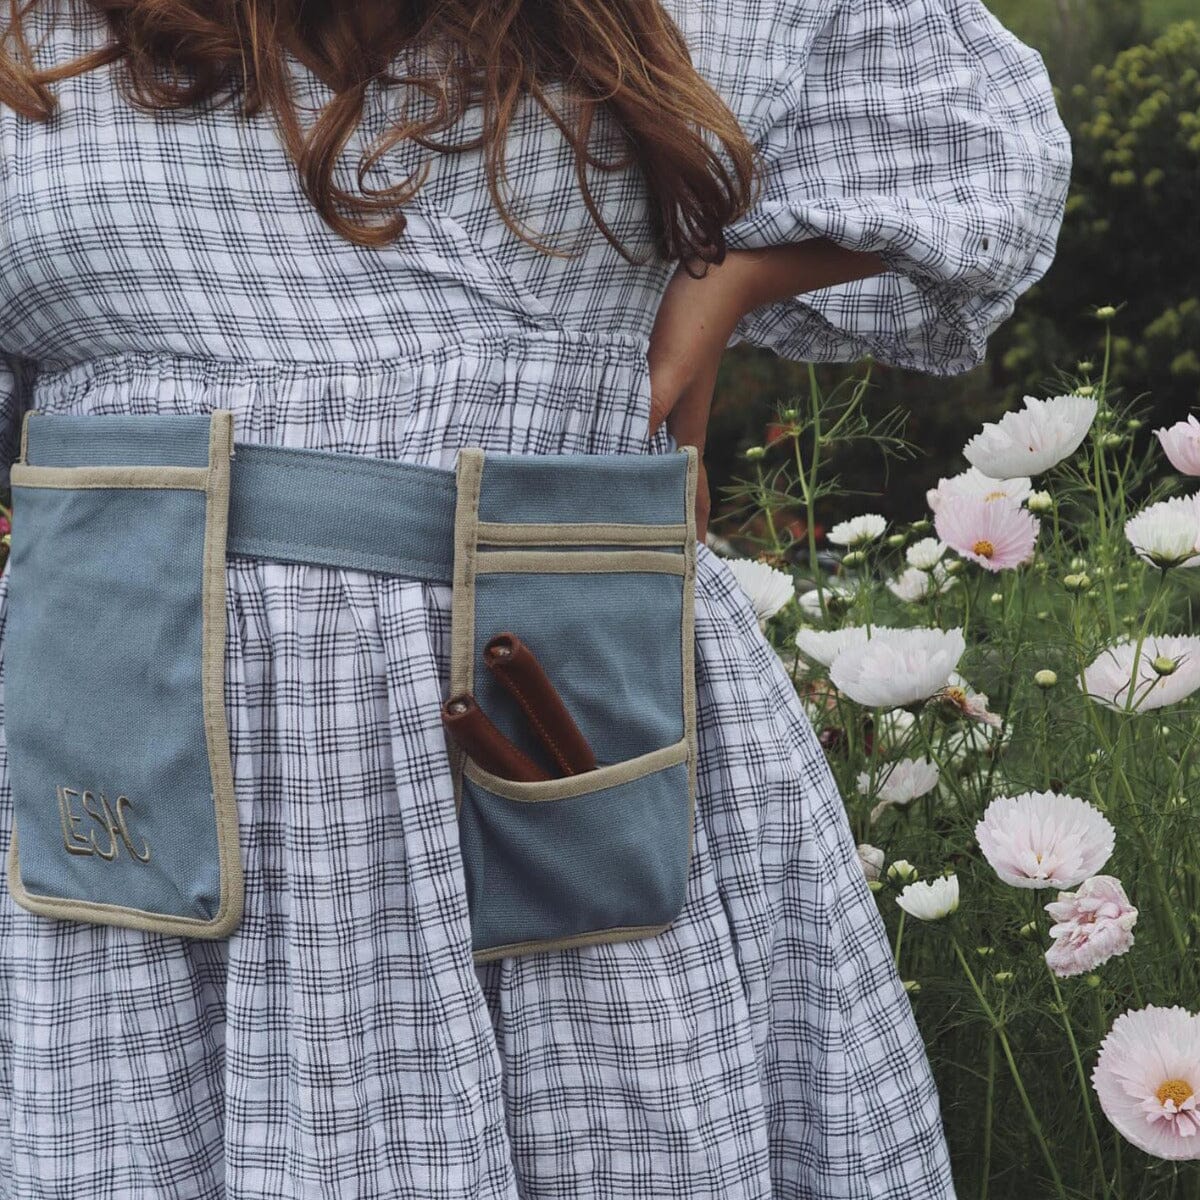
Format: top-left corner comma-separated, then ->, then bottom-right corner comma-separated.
448,445 -> 699,963
4,409 -> 242,938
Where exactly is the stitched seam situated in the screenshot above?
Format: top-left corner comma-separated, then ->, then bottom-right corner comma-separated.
493,669 -> 575,776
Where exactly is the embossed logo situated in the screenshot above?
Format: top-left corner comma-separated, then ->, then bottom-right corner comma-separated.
57,786 -> 151,862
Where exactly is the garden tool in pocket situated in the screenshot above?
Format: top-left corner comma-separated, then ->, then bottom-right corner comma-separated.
4,410 -> 697,961
446,447 -> 699,962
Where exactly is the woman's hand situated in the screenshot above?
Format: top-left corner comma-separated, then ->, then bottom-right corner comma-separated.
647,240 -> 887,542
646,260 -> 746,543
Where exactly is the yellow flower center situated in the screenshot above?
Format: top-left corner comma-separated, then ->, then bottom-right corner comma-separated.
985,490 -> 1007,501
1156,1079 -> 1194,1108
973,539 -> 995,558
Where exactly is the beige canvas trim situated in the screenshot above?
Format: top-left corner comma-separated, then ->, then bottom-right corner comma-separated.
475,520 -> 688,547
10,463 -> 209,491
680,445 -> 699,887
463,734 -> 688,803
449,448 -> 485,820
196,409 -> 242,937
17,408 -> 34,465
475,548 -> 685,576
473,919 -> 675,963
6,410 -> 244,939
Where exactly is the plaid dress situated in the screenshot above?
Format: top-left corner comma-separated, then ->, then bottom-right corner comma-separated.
0,0 -> 1070,1195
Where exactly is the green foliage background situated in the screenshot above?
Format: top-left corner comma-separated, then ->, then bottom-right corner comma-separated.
709,2 -> 1200,547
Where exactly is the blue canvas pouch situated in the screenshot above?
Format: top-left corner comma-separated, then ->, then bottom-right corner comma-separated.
4,409 -> 242,938
448,446 -> 699,962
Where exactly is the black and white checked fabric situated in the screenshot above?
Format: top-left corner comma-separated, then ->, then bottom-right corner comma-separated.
0,0 -> 1068,1195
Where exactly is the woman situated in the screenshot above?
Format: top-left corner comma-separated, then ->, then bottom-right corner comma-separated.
0,0 -> 1069,1196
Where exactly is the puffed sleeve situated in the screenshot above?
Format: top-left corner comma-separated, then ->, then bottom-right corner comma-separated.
720,0 -> 1072,375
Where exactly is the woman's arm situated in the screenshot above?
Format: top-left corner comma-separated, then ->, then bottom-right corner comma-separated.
647,238 -> 886,540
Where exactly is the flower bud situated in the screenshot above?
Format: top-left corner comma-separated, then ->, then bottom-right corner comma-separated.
976,945 -> 995,957
1100,432 -> 1124,450
910,519 -> 932,534
1169,793 -> 1188,809
1077,359 -> 1094,373
1095,305 -> 1117,321
1075,384 -> 1096,398
780,407 -> 798,421
1063,573 -> 1092,592
887,859 -> 919,884
1035,669 -> 1058,689
993,971 -> 1015,985
841,550 -> 866,568
1070,556 -> 1088,571
744,445 -> 766,461
902,980 -> 921,994
867,879 -> 885,892
943,558 -> 964,575
990,592 -> 1003,605
1152,655 -> 1179,676
1037,610 -> 1050,620
1019,921 -> 1039,939
1127,418 -> 1143,431
1027,491 -> 1053,514
1084,973 -> 1102,988
885,533 -> 907,549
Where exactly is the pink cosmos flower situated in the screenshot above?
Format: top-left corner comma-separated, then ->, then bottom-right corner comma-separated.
1156,415 -> 1200,477
975,790 -> 1115,889
937,672 -> 1003,728
1044,875 -> 1138,977
1093,1005 -> 1200,1159
926,467 -> 1033,514
934,495 -> 1040,572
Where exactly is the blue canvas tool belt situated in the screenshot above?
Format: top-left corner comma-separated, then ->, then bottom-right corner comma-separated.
5,409 -> 699,963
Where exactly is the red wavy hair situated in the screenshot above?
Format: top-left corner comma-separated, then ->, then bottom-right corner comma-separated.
0,0 -> 762,273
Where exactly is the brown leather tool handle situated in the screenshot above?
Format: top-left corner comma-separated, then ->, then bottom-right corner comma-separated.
483,632 -> 598,776
440,692 -> 552,782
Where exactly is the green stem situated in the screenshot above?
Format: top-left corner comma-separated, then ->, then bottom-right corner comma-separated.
980,1027 -> 996,1200
952,940 -> 1067,1200
1046,966 -> 1110,1198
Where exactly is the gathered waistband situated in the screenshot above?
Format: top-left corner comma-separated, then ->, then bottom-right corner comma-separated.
18,412 -> 690,585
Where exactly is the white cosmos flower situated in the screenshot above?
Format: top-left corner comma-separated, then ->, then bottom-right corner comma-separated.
887,563 -> 956,602
941,721 -> 1008,763
861,757 -> 940,822
926,468 -> 1033,513
964,394 -> 1099,478
1081,635 -> 1200,712
857,843 -> 885,882
975,790 -> 1115,889
1124,493 -> 1200,569
795,625 -> 871,668
906,537 -> 948,569
827,513 -> 887,547
896,874 -> 960,920
723,557 -> 794,625
829,626 -> 966,708
798,579 -> 855,619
